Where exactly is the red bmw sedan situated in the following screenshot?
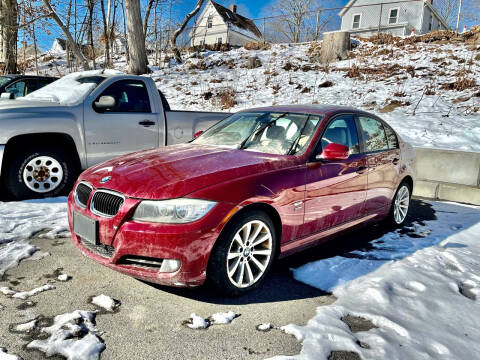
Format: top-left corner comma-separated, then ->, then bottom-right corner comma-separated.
68,105 -> 415,295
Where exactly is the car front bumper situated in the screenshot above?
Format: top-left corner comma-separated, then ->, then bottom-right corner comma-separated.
67,191 -> 237,287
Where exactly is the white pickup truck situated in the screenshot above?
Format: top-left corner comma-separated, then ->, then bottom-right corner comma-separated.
0,70 -> 228,199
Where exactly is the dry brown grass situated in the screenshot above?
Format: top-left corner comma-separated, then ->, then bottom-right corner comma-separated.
216,88 -> 236,109
441,77 -> 477,91
243,41 -> 272,51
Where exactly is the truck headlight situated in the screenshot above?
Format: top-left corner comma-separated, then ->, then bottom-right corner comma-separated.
132,198 -> 216,223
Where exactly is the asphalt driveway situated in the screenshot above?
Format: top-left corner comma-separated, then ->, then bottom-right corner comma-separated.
0,199 -> 434,360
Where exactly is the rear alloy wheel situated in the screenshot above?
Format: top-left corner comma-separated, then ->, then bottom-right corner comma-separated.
208,211 -> 277,295
388,183 -> 411,226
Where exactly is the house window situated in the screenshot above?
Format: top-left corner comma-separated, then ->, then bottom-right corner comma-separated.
352,13 -> 361,29
428,14 -> 433,31
388,8 -> 399,24
207,15 -> 213,29
217,37 -> 222,45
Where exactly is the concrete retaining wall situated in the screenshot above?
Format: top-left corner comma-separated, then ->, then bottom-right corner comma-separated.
412,147 -> 480,205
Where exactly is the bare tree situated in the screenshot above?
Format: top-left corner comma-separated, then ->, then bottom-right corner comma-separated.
436,0 -> 460,28
100,0 -> 112,67
0,0 -> 19,73
169,0 -> 205,63
42,0 -> 90,70
125,0 -> 147,73
265,0 -> 316,43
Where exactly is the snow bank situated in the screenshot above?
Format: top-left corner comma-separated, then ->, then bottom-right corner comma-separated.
0,197 -> 69,244
271,201 -> 480,360
0,241 -> 38,276
23,70 -> 122,105
0,197 -> 69,275
27,310 -> 105,360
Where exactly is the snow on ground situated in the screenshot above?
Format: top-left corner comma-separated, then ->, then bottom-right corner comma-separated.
57,274 -> 70,282
211,311 -> 238,324
152,40 -> 480,152
91,294 -> 120,312
271,201 -> 480,360
14,319 -> 37,333
0,284 -> 56,300
0,348 -> 22,360
187,313 -> 210,329
0,197 -> 68,275
186,311 -> 239,329
27,310 -> 105,360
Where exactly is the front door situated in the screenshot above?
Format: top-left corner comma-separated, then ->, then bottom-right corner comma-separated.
302,114 -> 368,236
83,79 -> 159,166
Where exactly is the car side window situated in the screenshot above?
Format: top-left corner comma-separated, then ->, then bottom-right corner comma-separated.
94,80 -> 151,113
383,123 -> 399,149
359,116 -> 389,152
5,81 -> 26,98
320,115 -> 360,155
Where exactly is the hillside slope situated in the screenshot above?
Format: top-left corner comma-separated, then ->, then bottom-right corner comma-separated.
153,33 -> 480,151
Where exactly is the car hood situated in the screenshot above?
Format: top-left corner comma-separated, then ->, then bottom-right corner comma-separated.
0,99 -> 65,113
81,144 -> 293,200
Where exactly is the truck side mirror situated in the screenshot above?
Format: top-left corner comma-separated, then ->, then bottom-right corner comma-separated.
1,92 -> 14,99
94,95 -> 116,111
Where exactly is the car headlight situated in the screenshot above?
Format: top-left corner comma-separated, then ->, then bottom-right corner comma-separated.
132,198 -> 217,223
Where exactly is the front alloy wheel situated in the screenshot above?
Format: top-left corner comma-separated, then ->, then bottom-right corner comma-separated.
226,220 -> 273,288
22,155 -> 64,193
208,211 -> 277,295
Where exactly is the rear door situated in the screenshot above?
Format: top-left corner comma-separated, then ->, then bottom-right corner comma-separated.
358,115 -> 401,214
302,114 -> 368,236
83,79 -> 159,166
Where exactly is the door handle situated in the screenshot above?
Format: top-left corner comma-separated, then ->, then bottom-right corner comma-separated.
139,120 -> 156,127
392,158 -> 400,165
356,166 -> 367,174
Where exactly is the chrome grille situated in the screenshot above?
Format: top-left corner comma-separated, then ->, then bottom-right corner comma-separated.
90,190 -> 124,217
74,182 -> 92,208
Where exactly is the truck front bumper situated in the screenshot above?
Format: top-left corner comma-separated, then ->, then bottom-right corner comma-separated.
0,145 -> 5,177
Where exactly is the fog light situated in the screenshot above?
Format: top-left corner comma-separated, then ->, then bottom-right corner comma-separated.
159,259 -> 181,273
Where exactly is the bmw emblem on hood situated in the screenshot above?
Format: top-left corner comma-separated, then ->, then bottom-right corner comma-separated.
100,176 -> 111,184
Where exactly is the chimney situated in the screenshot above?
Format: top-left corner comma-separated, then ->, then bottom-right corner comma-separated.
230,4 -> 237,13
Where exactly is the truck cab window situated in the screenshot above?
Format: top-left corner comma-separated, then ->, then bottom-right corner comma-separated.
5,81 -> 26,98
95,80 -> 151,113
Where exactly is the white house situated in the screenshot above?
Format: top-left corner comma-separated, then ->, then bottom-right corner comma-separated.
189,1 -> 262,46
339,0 -> 449,37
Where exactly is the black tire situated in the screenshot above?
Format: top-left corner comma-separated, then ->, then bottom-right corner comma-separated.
386,180 -> 412,228
4,146 -> 78,200
207,210 -> 277,296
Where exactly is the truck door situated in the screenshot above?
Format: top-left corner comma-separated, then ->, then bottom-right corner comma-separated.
83,79 -> 159,166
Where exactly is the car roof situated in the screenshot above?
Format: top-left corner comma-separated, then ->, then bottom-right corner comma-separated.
240,104 -> 365,117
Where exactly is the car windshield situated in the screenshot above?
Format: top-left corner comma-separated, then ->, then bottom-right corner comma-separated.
0,76 -> 12,87
192,111 -> 322,155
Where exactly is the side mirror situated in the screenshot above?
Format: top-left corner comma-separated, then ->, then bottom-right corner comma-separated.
193,130 -> 203,139
1,92 -> 14,99
94,95 -> 116,110
317,143 -> 350,161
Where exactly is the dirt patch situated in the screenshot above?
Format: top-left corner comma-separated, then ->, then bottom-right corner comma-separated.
328,351 -> 361,360
341,314 -> 377,333
379,99 -> 411,113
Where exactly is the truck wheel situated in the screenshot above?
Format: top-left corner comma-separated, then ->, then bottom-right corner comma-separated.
5,147 -> 78,200
208,211 -> 277,296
